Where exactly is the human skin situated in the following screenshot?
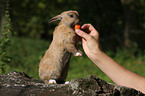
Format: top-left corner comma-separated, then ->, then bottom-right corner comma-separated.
75,24 -> 145,94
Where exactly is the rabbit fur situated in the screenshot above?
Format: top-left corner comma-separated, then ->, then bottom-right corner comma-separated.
39,10 -> 82,84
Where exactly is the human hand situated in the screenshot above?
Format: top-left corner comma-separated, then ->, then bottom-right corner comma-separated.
76,24 -> 145,94
75,24 -> 101,59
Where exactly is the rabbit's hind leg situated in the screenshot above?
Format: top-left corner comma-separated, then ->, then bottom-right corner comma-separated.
44,79 -> 57,84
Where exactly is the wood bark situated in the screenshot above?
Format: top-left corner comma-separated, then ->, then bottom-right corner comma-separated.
0,71 -> 144,96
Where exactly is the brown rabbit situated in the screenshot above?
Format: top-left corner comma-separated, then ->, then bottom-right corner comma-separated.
39,10 -> 82,84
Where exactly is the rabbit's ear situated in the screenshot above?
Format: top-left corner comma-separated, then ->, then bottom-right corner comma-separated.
48,15 -> 62,23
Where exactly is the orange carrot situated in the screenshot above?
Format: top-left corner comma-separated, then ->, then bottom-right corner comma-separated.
75,24 -> 81,30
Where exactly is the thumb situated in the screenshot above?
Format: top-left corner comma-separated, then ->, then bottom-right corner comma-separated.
75,29 -> 90,40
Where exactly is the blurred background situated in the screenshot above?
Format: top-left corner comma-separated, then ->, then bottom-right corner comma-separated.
0,0 -> 145,83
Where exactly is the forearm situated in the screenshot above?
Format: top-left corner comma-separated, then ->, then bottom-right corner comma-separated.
90,50 -> 145,93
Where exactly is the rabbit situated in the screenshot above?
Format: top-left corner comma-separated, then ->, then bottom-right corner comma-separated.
39,10 -> 82,84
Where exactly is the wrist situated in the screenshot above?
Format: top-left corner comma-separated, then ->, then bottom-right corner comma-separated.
88,49 -> 104,63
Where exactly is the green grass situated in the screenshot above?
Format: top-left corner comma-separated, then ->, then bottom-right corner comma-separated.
5,36 -> 145,83
7,36 -> 49,79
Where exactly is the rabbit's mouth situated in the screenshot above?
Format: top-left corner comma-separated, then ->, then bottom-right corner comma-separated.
72,21 -> 80,28
72,19 -> 80,26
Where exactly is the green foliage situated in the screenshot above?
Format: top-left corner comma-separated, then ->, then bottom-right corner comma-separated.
7,37 -> 145,83
9,0 -> 145,49
10,0 -> 65,38
10,0 -> 124,40
7,37 -> 49,78
0,11 -> 11,74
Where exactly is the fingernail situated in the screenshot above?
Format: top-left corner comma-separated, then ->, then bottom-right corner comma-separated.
75,29 -> 80,33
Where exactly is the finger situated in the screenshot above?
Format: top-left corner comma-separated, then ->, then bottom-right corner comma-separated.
82,24 -> 98,36
81,24 -> 96,32
81,24 -> 99,40
75,29 -> 90,41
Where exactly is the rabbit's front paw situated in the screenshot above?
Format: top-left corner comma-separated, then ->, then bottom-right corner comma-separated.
74,52 -> 82,57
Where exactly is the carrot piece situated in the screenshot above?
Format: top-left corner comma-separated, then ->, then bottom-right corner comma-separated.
75,24 -> 81,30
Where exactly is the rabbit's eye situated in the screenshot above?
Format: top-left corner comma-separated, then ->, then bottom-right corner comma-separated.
69,14 -> 74,18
